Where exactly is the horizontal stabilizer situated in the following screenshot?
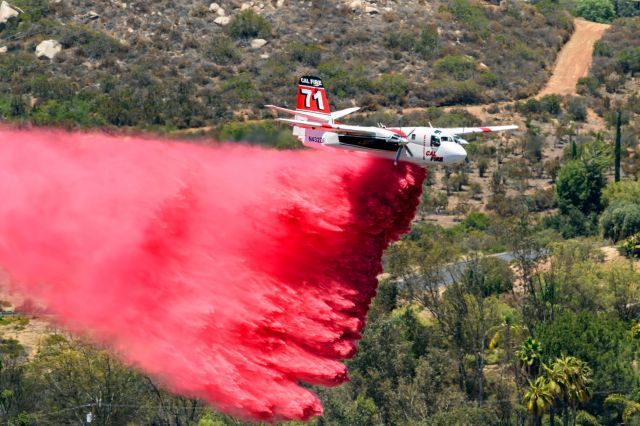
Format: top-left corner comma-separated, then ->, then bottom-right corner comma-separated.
265,105 -> 332,123
277,118 -> 378,137
331,107 -> 361,121
447,125 -> 518,135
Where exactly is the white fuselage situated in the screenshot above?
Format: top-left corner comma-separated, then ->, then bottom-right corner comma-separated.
299,126 -> 468,166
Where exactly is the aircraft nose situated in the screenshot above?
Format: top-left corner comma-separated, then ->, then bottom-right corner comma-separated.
440,142 -> 467,164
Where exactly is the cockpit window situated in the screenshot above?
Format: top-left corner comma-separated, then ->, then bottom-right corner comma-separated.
441,136 -> 450,142
430,135 -> 441,147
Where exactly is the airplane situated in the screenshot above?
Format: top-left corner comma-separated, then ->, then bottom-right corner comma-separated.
266,76 -> 518,167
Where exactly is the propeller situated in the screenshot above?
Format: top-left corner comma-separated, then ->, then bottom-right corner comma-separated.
393,128 -> 416,166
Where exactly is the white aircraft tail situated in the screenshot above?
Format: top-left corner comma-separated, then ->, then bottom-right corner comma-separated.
266,76 -> 361,146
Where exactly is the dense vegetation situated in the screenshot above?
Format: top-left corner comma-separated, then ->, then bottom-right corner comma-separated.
0,0 -> 573,130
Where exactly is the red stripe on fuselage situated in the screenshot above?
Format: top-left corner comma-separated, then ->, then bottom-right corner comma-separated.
389,128 -> 407,137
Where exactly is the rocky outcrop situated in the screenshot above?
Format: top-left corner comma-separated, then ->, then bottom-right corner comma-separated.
214,16 -> 231,26
35,40 -> 62,60
0,1 -> 19,24
250,38 -> 268,49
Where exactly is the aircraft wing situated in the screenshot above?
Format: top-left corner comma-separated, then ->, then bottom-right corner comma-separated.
266,105 -> 361,123
277,118 -> 381,137
445,125 -> 518,135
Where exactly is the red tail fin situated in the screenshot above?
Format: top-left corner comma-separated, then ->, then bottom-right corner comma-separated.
296,76 -> 331,116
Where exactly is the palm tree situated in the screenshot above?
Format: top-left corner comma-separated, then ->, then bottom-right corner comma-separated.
548,356 -> 592,426
605,393 -> 640,424
523,376 -> 554,426
568,360 -> 592,426
517,338 -> 542,378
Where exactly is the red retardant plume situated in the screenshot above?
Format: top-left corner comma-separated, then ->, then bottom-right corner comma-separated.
0,128 -> 425,422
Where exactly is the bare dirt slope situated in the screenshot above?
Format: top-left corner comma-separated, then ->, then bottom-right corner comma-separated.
460,18 -> 610,120
537,19 -> 611,97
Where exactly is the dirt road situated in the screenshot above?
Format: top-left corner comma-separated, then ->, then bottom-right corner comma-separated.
537,19 -> 610,98
446,18 -> 610,119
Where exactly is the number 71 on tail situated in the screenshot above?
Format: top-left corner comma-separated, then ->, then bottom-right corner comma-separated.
267,75 -> 518,166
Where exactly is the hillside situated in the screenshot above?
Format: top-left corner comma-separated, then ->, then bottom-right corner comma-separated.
0,0 -> 572,129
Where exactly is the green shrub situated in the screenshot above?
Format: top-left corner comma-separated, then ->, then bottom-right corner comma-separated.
317,61 -> 372,98
539,94 -> 562,115
577,76 -> 600,95
567,97 -> 588,121
288,42 -> 322,66
603,180 -> 640,205
477,71 -> 499,87
461,211 -> 491,231
556,160 -> 606,215
461,256 -> 514,296
221,74 -> 258,103
415,26 -> 439,57
375,74 -> 409,104
424,79 -> 483,105
616,47 -> 640,74
227,10 -> 271,39
593,40 -> 613,57
11,0 -> 49,22
618,233 -> 640,258
203,35 -> 239,64
448,0 -> 489,32
575,0 -> 616,22
434,55 -> 476,81
60,26 -> 124,59
612,0 -> 640,17
601,201 -> 640,242
384,31 -> 415,51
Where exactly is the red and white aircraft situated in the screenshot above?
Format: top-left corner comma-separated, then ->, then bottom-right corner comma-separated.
267,76 -> 518,166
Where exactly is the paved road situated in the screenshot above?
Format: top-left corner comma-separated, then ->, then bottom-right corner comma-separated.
395,250 -> 545,287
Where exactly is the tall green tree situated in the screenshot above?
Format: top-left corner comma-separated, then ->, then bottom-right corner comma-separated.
615,110 -> 622,182
517,338 -> 542,379
555,160 -> 606,216
605,393 -> 640,424
575,0 -> 616,22
543,356 -> 593,426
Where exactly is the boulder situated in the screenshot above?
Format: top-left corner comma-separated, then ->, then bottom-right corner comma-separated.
0,46 -> 7,54
0,1 -> 19,24
209,2 -> 225,16
214,16 -> 231,26
35,40 -> 62,60
251,38 -> 268,49
349,0 -> 362,10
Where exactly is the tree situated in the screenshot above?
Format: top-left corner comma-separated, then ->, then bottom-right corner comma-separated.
555,160 -> 606,216
575,0 -> 616,22
612,0 -> 640,16
27,336 -> 149,425
605,394 -> 640,424
546,356 -> 592,426
600,201 -> 640,242
537,311 -> 636,407
517,338 -> 542,379
523,377 -> 554,426
615,110 -> 622,182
